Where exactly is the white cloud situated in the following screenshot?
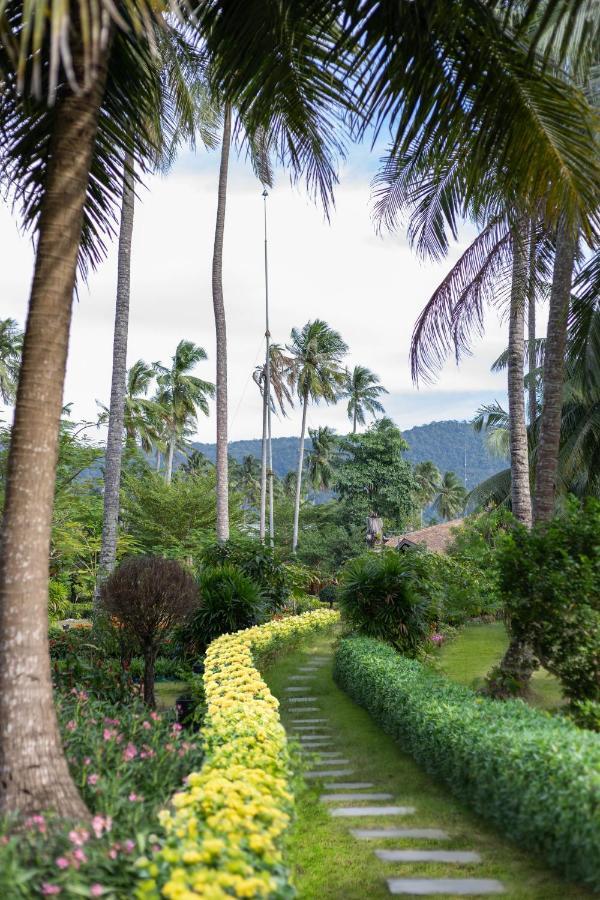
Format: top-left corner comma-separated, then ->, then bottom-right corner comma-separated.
1,149 -> 513,442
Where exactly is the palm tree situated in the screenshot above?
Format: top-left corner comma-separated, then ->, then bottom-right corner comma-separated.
344,365 -> 387,433
433,471 -> 467,521
307,426 -> 338,491
287,320 -> 348,552
153,341 -> 215,484
253,344 -> 294,541
0,319 -> 23,404
0,0 -> 596,824
414,460 -> 442,524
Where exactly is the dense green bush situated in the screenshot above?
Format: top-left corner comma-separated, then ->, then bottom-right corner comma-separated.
200,537 -> 289,610
338,551 -> 437,655
498,499 -> 600,706
319,583 -> 338,606
334,635 -> 600,890
179,564 -> 266,656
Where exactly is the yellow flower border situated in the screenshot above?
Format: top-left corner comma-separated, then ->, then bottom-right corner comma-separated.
136,609 -> 338,900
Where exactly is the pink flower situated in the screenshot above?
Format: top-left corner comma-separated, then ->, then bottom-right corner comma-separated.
91,815 -> 112,839
150,711 -> 160,721
128,792 -> 142,802
90,884 -> 104,896
123,839 -> 135,853
41,884 -> 61,896
68,829 -> 90,847
122,743 -> 137,761
142,721 -> 151,730
171,723 -> 182,734
83,757 -> 92,766
66,721 -> 76,732
73,848 -> 87,864
55,857 -> 70,870
108,848 -> 118,860
430,633 -> 444,645
87,774 -> 99,786
25,814 -> 46,834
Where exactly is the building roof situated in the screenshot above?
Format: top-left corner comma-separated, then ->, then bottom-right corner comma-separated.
384,519 -> 464,554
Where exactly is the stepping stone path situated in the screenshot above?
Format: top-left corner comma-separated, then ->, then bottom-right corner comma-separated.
281,649 -> 506,896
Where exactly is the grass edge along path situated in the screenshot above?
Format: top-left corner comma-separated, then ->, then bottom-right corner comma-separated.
264,634 -> 595,900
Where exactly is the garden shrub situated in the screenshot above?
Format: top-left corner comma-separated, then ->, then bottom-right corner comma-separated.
0,692 -> 203,897
199,538 -> 290,611
319,583 -> 338,607
334,635 -> 600,890
498,499 -> 600,707
179,564 -> 266,656
100,557 -> 198,707
338,550 -> 437,655
136,608 -> 339,899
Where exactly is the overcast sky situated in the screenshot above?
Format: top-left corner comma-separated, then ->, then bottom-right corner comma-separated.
1,144 -> 514,444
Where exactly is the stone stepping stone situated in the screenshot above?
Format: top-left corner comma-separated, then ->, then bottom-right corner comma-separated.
299,735 -> 331,742
330,806 -> 415,818
286,697 -> 318,703
377,850 -> 481,864
290,718 -> 328,724
387,878 -> 504,895
351,828 -> 449,841
309,752 -> 343,759
288,676 -> 314,681
325,782 -> 375,790
307,757 -> 350,766
287,706 -> 320,712
292,725 -> 331,731
286,686 -> 312,692
305,769 -> 354,779
321,793 -> 393,803
298,667 -> 322,673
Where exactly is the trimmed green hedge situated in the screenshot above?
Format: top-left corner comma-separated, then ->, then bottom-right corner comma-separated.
334,636 -> 600,891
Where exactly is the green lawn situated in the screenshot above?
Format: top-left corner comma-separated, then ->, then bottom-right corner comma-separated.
434,622 -> 564,709
264,634 -> 592,900
155,679 -> 189,711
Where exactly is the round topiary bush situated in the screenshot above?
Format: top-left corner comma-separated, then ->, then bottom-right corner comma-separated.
100,556 -> 198,707
338,550 -> 436,655
179,564 -> 265,656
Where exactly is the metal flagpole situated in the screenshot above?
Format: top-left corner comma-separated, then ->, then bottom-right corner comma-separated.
263,189 -> 275,545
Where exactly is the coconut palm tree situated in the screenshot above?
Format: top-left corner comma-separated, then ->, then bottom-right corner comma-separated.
253,344 -> 294,541
433,471 -> 467,521
0,319 -> 23,404
153,341 -> 215,484
287,320 -> 348,552
0,0 -> 597,823
414,460 -> 442,524
307,426 -> 338,491
343,365 -> 388,433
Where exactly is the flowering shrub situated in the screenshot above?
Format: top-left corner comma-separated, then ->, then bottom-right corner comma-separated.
335,635 -> 600,891
136,608 -> 339,899
0,692 -> 204,897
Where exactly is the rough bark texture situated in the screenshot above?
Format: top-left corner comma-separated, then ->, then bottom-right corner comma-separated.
527,225 -> 537,424
165,435 -> 175,484
533,220 -> 577,524
292,397 -> 308,553
507,229 -> 532,526
352,404 -> 357,434
96,151 -> 135,593
0,51 -> 109,821
212,105 -> 232,543
267,397 -> 274,545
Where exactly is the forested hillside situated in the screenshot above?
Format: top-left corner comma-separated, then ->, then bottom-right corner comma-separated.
192,419 -> 504,488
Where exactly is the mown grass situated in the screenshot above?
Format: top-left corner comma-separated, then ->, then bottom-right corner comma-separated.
264,634 -> 593,900
434,622 -> 563,709
155,679 -> 189,711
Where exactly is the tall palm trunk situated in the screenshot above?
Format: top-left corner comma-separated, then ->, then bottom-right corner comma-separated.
507,227 -> 532,526
533,219 -> 577,524
0,50 -> 110,820
259,376 -> 268,540
97,151 -> 135,594
527,224 -> 537,424
352,403 -> 357,434
165,434 -> 175,484
292,395 -> 308,553
212,104 -> 232,543
267,395 -> 274,545
155,449 -> 161,472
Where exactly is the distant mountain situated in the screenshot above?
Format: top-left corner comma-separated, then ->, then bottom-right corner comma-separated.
192,419 -> 504,489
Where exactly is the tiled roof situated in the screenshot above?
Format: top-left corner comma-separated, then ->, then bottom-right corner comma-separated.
384,519 -> 464,554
